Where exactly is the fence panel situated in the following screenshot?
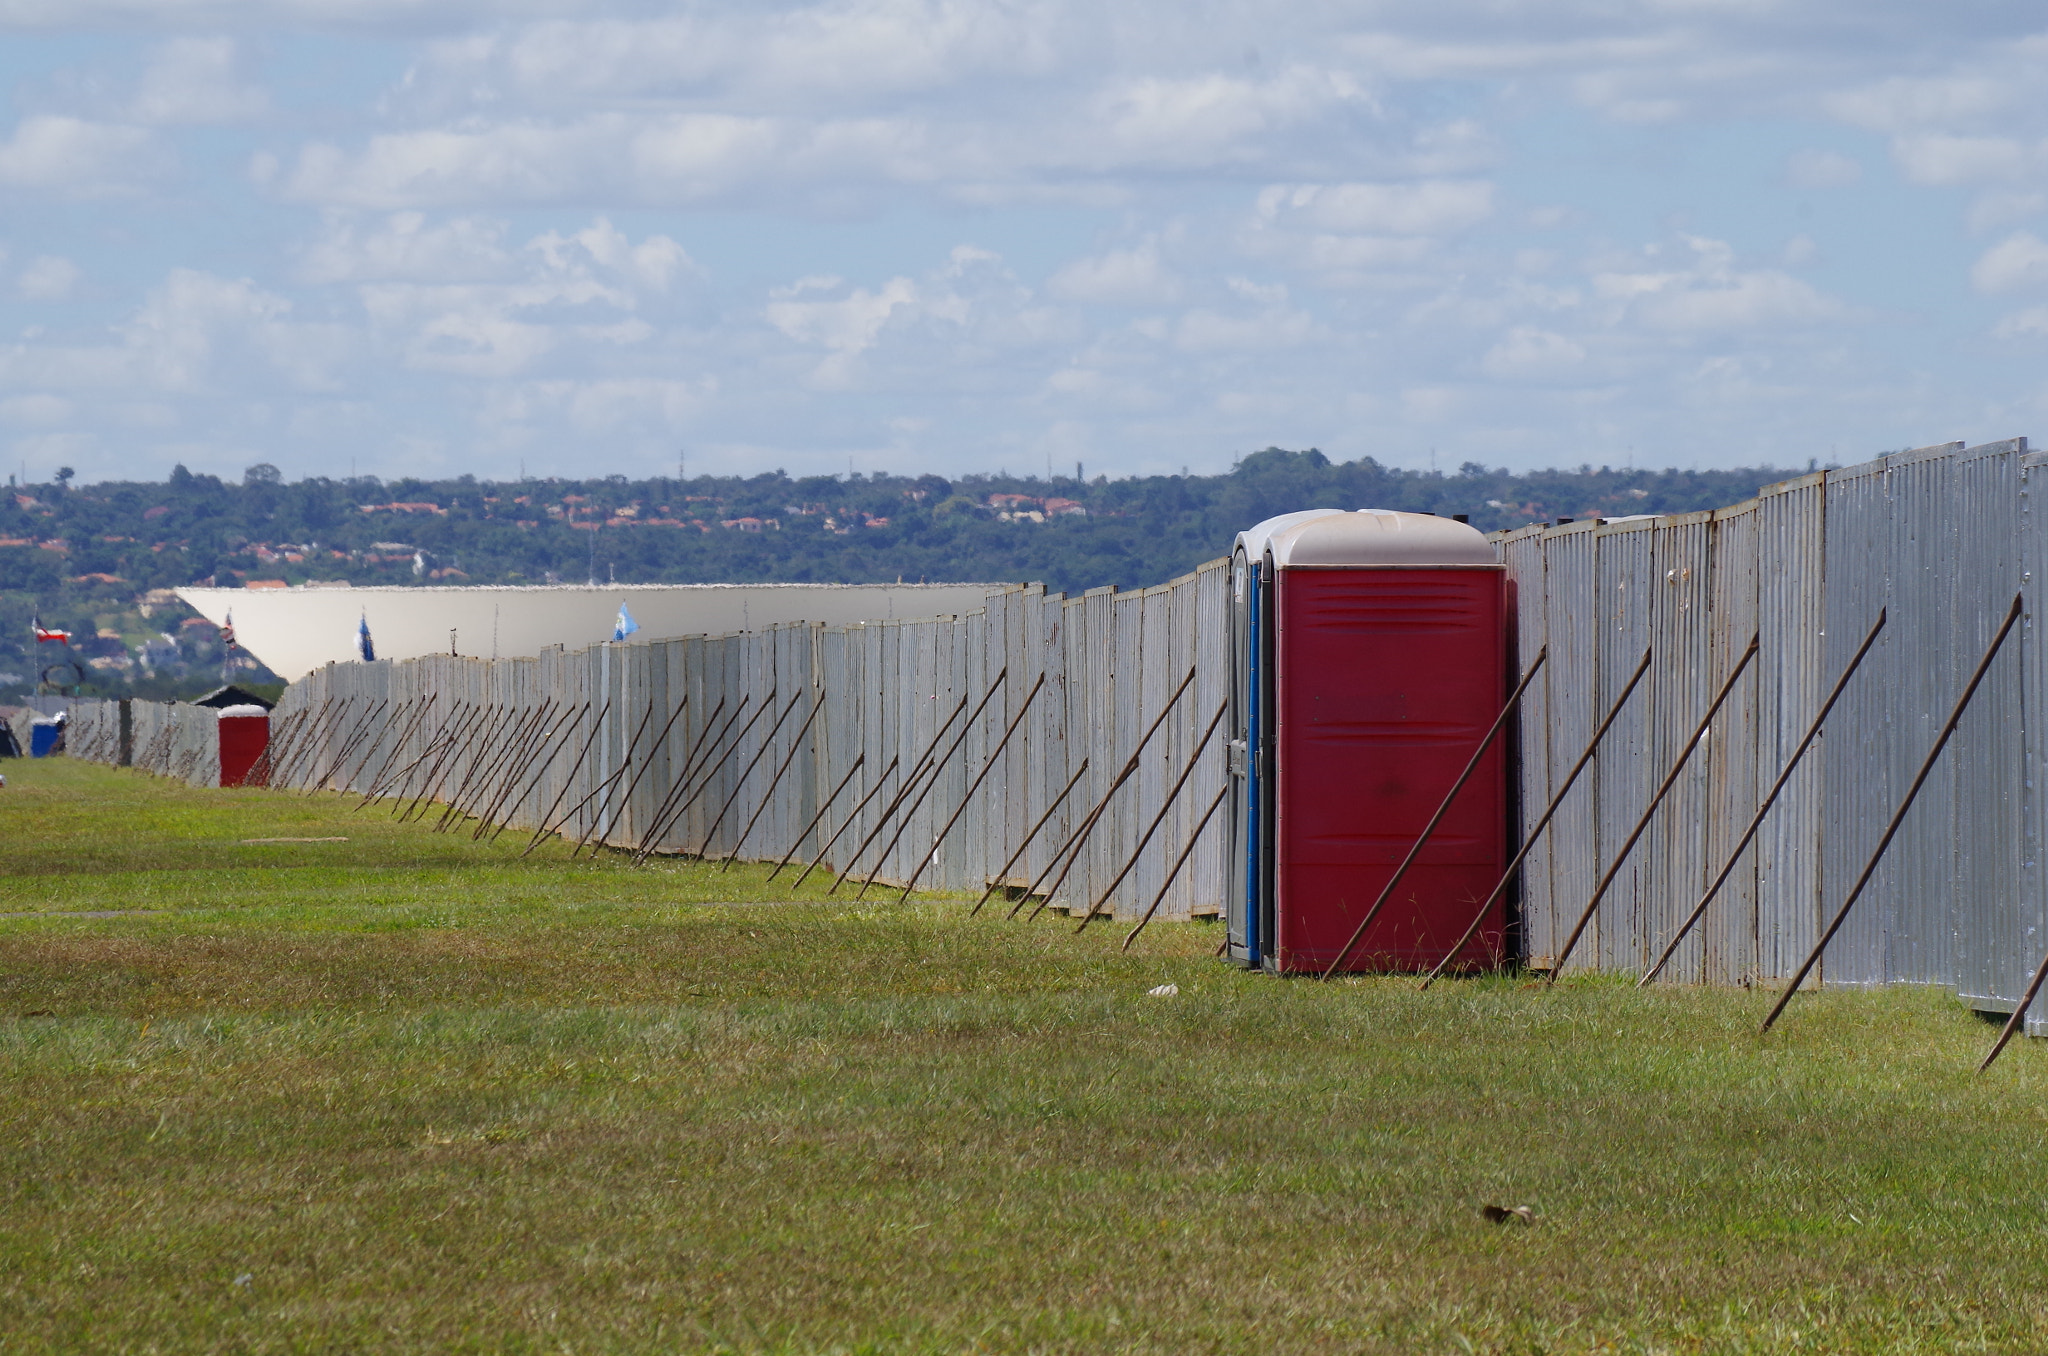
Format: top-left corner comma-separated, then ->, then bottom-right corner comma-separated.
1820,458 -> 1894,987
1703,500 -> 1761,986
1954,439 -> 2029,1013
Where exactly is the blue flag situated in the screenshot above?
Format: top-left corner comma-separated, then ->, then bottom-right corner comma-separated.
356,611 -> 376,662
612,603 -> 640,642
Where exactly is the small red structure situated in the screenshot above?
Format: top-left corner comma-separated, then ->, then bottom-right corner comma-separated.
1227,510 -> 1508,973
216,706 -> 271,787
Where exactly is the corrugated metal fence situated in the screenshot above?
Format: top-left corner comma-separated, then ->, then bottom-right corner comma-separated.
57,437 -> 2048,1016
234,565 -> 1231,923
1508,437 -> 2048,1027
67,698 -> 222,787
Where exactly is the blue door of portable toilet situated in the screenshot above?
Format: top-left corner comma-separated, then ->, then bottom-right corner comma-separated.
29,716 -> 63,757
1227,510 -> 1347,966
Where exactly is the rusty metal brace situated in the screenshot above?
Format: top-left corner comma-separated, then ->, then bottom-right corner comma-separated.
1548,632 -> 1760,984
1641,612 -> 1887,987
1418,646 -> 1655,991
1321,647 -> 1549,980
1763,592 -> 2023,1035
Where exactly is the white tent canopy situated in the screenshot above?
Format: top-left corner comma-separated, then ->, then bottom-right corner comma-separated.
177,582 -> 1007,680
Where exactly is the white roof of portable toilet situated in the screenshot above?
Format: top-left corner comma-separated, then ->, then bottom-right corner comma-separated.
1234,509 -> 1347,562
1247,509 -> 1497,568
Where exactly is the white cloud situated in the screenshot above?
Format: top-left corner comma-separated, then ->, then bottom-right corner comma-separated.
1891,134 -> 2044,187
1257,180 -> 1494,235
1083,65 -> 1372,168
1973,232 -> 2048,294
300,212 -> 516,284
482,378 -> 712,436
1592,237 -> 1845,333
1785,149 -> 1861,190
1173,304 -> 1321,352
405,4 -> 1058,109
18,255 -> 79,300
1240,180 -> 1490,284
1481,327 -> 1586,379
1968,191 -> 2048,233
766,274 -> 920,385
0,115 -> 165,193
1826,72 -> 2026,137
285,114 -> 862,208
0,268 -> 348,396
299,215 -> 691,379
131,38 -> 267,124
530,218 -> 694,293
1047,240 -> 1180,306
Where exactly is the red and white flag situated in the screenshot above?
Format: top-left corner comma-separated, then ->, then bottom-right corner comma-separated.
31,616 -> 69,644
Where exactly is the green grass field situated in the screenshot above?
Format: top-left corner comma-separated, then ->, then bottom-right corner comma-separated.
5,758 -> 2048,1353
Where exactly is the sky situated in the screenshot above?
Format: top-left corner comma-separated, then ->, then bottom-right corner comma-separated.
4,3 -> 2048,486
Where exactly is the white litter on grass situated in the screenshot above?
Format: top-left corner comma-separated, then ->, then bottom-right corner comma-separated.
1147,984 -> 1179,997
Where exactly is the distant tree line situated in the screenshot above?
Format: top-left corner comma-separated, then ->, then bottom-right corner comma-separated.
0,448 -> 1812,703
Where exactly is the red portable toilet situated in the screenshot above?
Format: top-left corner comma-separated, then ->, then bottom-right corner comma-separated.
216,704 -> 271,787
1226,510 -> 1508,973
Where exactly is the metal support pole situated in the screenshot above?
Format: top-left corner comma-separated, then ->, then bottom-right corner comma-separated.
768,750 -> 863,882
381,699 -> 469,811
369,698 -> 457,811
577,691 -> 696,850
1075,700 -> 1229,930
1321,647 -> 1548,980
1020,668 -> 1199,920
629,696 -> 734,859
1548,632 -> 1760,984
1418,646 -> 1655,990
971,758 -> 1090,916
850,671 -> 1009,897
793,754 -> 901,889
825,693 -> 974,894
465,701 -> 566,836
294,696 -> 357,793
632,693 -> 776,863
433,700 -> 534,830
272,696 -> 334,788
724,695 -> 827,870
897,672 -> 1046,899
569,699 -> 660,856
689,690 -> 806,860
395,702 -> 484,821
355,694 -> 440,806
1762,591 -> 2024,1034
1981,944 -> 2048,1073
442,699 -> 553,829
521,700 -> 612,855
245,706 -> 300,788
482,701 -> 587,841
401,701 -> 495,823
1641,611 -> 1888,986
244,706 -> 303,790
340,697 -> 415,796
1123,782 -> 1231,952
307,697 -> 382,796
